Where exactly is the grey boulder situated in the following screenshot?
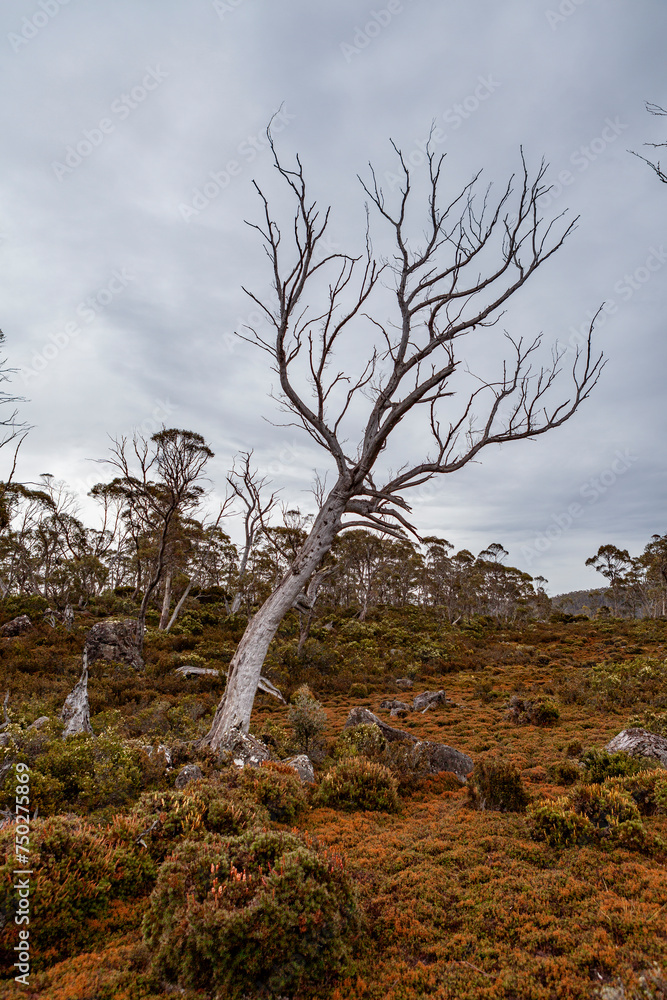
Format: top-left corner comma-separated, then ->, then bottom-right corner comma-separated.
85,619 -> 144,670
174,764 -> 204,788
282,754 -> 315,784
605,728 -> 667,768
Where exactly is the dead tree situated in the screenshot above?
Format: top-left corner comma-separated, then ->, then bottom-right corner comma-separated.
631,102 -> 667,184
198,137 -> 604,747
226,451 -> 279,615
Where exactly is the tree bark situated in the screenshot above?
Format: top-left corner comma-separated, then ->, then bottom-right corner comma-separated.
159,569 -> 172,630
198,485 -> 347,745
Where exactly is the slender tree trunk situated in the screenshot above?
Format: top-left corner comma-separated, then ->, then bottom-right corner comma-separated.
164,578 -> 193,632
199,485 -> 348,746
159,569 -> 172,630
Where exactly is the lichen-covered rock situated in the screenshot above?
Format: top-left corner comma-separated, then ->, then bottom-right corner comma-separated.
379,699 -> 412,713
0,615 -> 32,637
413,690 -> 446,712
344,706 -> 473,782
395,677 -> 414,689
217,729 -> 270,769
84,619 -> 144,671
344,707 -> 413,743
282,754 -> 315,784
417,741 -> 473,783
605,728 -> 667,768
174,764 -> 204,789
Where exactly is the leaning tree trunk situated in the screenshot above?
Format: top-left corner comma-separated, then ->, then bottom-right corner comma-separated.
198,486 -> 348,746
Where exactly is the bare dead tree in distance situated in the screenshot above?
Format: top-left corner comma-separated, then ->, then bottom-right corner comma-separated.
199,136 -> 604,747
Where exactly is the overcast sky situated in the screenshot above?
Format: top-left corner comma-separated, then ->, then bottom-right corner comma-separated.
1,0 -> 665,595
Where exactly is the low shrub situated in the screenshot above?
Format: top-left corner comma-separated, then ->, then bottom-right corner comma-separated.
0,731 -> 167,817
129,778 -> 268,860
236,761 -> 307,824
602,769 -> 667,816
591,655 -> 667,710
580,748 -> 646,784
628,710 -> 667,738
506,695 -> 560,727
332,724 -> 431,791
528,799 -> 595,848
0,815 -> 156,973
547,759 -> 581,785
258,719 -> 300,758
529,782 -> 664,854
142,829 -> 361,998
348,682 -> 369,698
467,757 -> 530,812
314,757 -> 400,812
288,684 -> 328,760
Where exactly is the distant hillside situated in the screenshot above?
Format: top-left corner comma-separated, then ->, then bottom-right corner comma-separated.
552,587 -> 609,616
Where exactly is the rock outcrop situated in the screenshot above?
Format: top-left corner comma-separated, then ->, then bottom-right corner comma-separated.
0,615 -> 32,638
282,754 -> 316,784
217,729 -> 270,769
344,706 -> 473,782
174,764 -> 204,788
605,728 -> 667,768
61,658 -> 94,738
85,619 -> 144,670
413,690 -> 447,712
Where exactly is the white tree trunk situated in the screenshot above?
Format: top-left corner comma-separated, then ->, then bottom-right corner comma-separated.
199,487 -> 347,746
159,570 -> 172,630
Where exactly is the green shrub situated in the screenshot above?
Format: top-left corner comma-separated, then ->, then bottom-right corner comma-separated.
569,782 -> 641,827
129,778 -> 268,860
0,731 -> 166,816
334,723 -> 387,760
288,684 -> 328,759
547,759 -> 581,785
628,710 -> 667,738
332,724 -> 431,791
591,655 -> 667,710
142,829 -> 361,998
258,719 -> 299,758
0,815 -> 156,973
528,799 -> 595,848
348,682 -> 369,698
580,748 -> 646,784
597,770 -> 667,817
467,757 -> 530,812
236,761 -> 307,823
529,781 -> 663,854
315,757 -> 400,812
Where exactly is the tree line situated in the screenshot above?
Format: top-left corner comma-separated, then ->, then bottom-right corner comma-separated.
0,426 -> 550,629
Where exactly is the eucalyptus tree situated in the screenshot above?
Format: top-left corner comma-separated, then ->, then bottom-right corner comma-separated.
103,428 -> 214,648
199,137 -> 603,746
